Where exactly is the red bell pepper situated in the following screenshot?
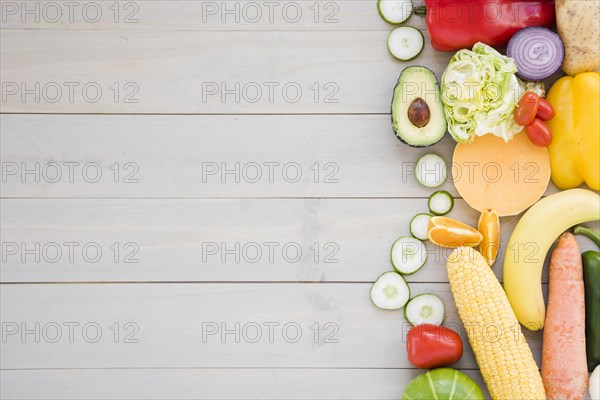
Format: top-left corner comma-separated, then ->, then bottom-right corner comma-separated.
420,0 -> 556,51
406,324 -> 463,369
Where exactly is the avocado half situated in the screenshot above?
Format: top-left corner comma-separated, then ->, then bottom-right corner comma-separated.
391,66 -> 447,147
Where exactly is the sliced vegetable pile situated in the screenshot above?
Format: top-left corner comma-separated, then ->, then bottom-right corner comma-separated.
377,0 -> 424,61
369,153 -> 505,398
375,1 -> 600,399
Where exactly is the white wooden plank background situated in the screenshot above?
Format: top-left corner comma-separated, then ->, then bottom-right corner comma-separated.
0,29 -> 453,113
0,115 -> 460,198
1,1 -> 594,399
0,0 -> 408,31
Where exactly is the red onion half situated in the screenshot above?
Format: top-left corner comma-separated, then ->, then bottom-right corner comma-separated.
507,27 -> 565,81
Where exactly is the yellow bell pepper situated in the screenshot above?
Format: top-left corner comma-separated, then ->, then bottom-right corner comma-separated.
546,72 -> 600,190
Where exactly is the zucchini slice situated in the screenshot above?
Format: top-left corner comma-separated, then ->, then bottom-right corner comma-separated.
410,213 -> 432,241
391,236 -> 427,275
404,293 -> 445,326
387,27 -> 424,61
415,153 -> 447,188
370,271 -> 411,310
428,191 -> 454,216
377,0 -> 413,24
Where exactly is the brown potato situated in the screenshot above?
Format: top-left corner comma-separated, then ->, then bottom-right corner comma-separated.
556,0 -> 600,76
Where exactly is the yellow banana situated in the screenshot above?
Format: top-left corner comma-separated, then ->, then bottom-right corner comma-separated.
504,189 -> 600,330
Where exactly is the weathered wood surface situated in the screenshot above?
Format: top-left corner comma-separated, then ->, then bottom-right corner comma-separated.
0,29 -> 452,113
0,0 -> 419,31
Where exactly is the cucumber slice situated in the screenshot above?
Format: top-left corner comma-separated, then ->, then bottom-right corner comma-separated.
391,237 -> 427,275
410,213 -> 432,241
370,271 -> 411,310
415,153 -> 447,188
387,27 -> 424,61
404,293 -> 445,326
377,0 -> 413,24
428,191 -> 454,216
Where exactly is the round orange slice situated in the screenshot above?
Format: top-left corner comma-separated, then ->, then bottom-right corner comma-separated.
478,209 -> 500,267
427,216 -> 483,248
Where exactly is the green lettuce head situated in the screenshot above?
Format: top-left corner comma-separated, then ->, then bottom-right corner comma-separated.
441,43 -> 533,142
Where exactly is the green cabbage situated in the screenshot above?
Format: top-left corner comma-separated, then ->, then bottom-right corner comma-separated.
441,43 -> 528,142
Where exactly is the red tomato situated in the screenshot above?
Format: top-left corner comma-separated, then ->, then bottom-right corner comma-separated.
526,118 -> 553,147
514,92 -> 540,126
406,324 -> 463,369
536,98 -> 556,121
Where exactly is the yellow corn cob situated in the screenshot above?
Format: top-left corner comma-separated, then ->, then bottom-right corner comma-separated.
447,247 -> 546,400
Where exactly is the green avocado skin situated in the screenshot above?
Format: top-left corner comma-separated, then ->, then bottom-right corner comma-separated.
401,368 -> 484,400
582,250 -> 600,371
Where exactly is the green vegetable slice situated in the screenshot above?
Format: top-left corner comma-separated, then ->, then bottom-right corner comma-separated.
377,0 -> 413,24
387,27 -> 424,61
391,237 -> 427,275
429,190 -> 454,215
410,213 -> 432,241
370,271 -> 410,310
415,153 -> 447,188
402,368 -> 484,400
404,293 -> 445,326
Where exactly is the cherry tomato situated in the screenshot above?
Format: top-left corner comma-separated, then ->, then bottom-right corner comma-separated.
514,92 -> 540,126
526,118 -> 553,147
406,324 -> 463,369
536,98 -> 556,121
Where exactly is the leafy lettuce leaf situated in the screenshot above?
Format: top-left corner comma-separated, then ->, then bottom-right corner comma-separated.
441,43 -> 527,142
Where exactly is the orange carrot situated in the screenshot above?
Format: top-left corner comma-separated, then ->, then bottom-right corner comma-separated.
541,232 -> 588,400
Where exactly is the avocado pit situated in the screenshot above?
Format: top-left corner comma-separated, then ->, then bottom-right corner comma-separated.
408,97 -> 431,128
